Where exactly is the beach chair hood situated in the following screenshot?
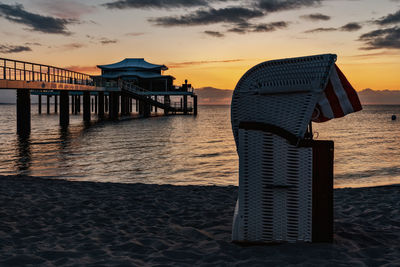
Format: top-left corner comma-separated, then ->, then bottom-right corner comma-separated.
231,54 -> 362,146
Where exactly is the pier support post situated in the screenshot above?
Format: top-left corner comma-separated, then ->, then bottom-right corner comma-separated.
121,94 -> 126,116
136,99 -> 138,112
91,97 -> 94,112
71,95 -> 75,114
47,95 -> 51,114
77,95 -> 81,113
54,95 -> 58,114
60,91 -> 69,127
98,92 -> 104,119
83,91 -> 90,122
105,95 -> 109,113
164,95 -> 170,115
139,100 -> 144,116
38,95 -> 42,114
16,89 -> 31,136
183,95 -> 188,115
144,101 -> 151,117
109,92 -> 119,120
154,96 -> 158,113
193,95 -> 198,116
95,95 -> 98,114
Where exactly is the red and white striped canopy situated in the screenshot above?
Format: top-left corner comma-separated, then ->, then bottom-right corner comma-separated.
312,64 -> 362,123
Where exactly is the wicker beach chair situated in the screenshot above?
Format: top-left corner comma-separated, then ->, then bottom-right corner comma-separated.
231,54 -> 361,243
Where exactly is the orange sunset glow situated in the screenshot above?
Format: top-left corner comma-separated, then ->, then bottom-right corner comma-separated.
0,0 -> 399,92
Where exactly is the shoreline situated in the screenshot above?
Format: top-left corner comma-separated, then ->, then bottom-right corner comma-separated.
1,175 -> 399,266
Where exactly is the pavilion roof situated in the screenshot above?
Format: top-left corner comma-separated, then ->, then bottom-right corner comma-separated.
97,58 -> 168,71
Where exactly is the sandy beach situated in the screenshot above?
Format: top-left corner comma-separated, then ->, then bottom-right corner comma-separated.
0,176 -> 399,266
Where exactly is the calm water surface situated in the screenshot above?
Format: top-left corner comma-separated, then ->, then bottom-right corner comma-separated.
0,105 -> 399,188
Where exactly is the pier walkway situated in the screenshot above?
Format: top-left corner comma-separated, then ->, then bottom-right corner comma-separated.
0,58 -> 197,135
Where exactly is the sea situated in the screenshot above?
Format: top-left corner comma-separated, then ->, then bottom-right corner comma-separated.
0,104 -> 399,188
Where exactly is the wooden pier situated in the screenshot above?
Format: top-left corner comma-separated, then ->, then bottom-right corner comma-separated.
0,58 -> 197,136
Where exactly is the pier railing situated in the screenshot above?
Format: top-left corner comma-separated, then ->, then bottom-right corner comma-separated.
0,58 -> 93,85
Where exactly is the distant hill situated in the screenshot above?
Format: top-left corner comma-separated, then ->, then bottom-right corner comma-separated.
194,87 -> 233,105
357,89 -> 400,105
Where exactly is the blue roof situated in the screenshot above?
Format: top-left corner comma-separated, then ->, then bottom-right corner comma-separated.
97,58 -> 168,71
101,71 -> 173,79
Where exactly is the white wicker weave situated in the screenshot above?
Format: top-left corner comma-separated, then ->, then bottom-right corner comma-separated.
231,54 -> 336,243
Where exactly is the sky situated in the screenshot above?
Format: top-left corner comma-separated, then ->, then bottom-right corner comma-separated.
0,0 -> 399,91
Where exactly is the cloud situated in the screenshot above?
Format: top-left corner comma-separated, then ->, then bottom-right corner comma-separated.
150,7 -> 264,26
228,21 -> 288,34
204,30 -> 224,37
256,0 -> 322,12
36,0 -> 95,19
0,44 -> 32,53
167,59 -> 244,68
359,27 -> 400,50
103,0 -> 209,9
305,22 -> 362,33
125,32 -> 146,36
62,43 -> 85,50
375,9 -> 400,25
0,3 -> 73,35
301,13 -> 330,21
100,38 -> 118,45
340,22 -> 362,32
304,27 -> 336,33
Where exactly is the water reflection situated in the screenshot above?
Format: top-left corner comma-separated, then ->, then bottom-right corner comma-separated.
15,134 -> 32,175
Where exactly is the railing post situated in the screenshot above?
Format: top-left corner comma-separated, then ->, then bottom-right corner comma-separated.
47,66 -> 50,82
13,61 -> 16,80
3,59 -> 6,79
23,63 -> 26,80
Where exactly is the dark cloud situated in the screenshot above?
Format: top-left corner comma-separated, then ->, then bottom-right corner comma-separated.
168,59 -> 244,68
103,0 -> 209,9
204,30 -> 224,37
125,32 -> 146,36
100,38 -> 118,45
340,22 -> 362,32
304,27 -> 336,33
305,22 -> 362,33
228,21 -> 288,33
62,43 -> 85,50
375,9 -> 400,25
150,7 -> 264,26
0,3 -> 73,35
256,0 -> 322,12
359,27 -> 400,50
0,44 -> 32,53
301,13 -> 330,21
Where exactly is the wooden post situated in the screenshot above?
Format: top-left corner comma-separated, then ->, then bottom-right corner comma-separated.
77,95 -> 81,113
54,95 -> 58,114
71,94 -> 75,114
121,94 -> 126,116
91,97 -> 94,112
154,96 -> 158,113
16,90 -> 31,136
193,95 -> 198,116
83,91 -> 90,122
105,95 -> 109,113
60,91 -> 69,126
47,95 -> 51,114
38,95 -> 42,114
164,95 -> 169,115
98,92 -> 104,119
183,95 -> 188,115
95,95 -> 98,114
109,92 -> 119,120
